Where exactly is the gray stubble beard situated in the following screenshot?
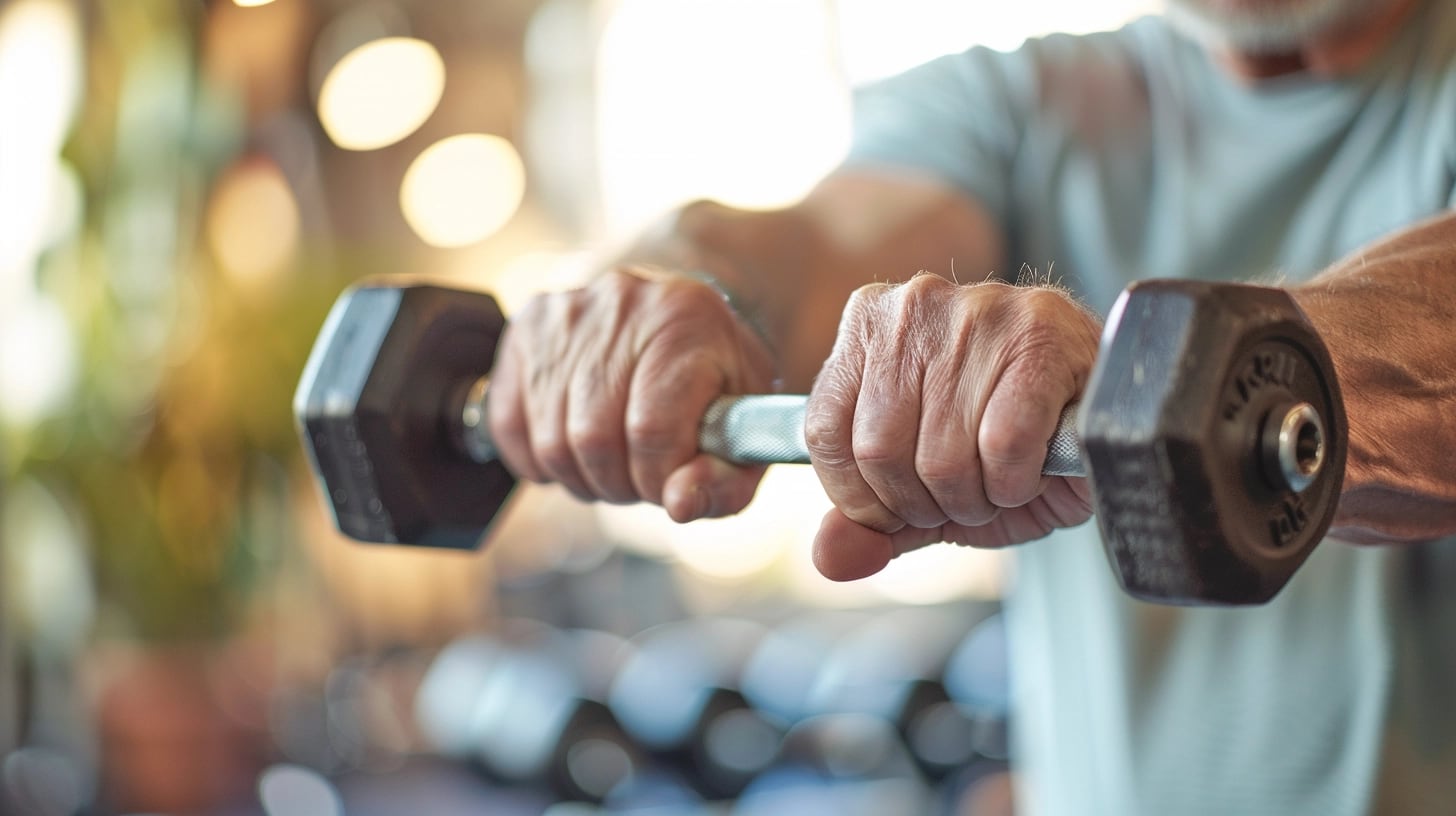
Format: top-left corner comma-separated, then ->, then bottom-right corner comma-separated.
1163,0 -> 1384,53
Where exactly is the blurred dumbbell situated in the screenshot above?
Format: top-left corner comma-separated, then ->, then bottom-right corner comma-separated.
931,613 -> 1016,816
733,712 -> 932,816
942,613 -> 1011,763
607,618 -> 780,800
415,623 -> 641,802
739,609 -> 871,728
801,605 -> 995,781
295,280 -> 1347,605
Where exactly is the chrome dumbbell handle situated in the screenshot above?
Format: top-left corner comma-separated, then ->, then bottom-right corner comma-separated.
458,376 -> 1086,477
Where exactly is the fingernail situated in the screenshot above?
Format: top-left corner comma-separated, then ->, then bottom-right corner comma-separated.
667,484 -> 708,522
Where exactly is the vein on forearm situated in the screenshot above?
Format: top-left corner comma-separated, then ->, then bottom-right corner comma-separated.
1293,212 -> 1456,543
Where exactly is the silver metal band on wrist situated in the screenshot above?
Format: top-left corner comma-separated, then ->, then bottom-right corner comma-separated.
680,268 -> 777,357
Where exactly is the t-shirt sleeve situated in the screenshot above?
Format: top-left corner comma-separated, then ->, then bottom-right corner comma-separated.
840,46 -> 1028,228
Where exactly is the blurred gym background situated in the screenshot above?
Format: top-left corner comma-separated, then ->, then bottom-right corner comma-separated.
0,0 -> 1153,813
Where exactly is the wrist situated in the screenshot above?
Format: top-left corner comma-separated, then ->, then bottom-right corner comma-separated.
678,267 -> 777,358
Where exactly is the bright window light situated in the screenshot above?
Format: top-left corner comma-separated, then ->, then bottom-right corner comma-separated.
400,133 -> 526,248
596,0 -> 850,240
317,36 -> 444,151
0,0 -> 81,295
0,294 -> 77,426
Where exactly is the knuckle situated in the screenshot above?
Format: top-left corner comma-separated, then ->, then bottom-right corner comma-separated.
566,420 -> 620,465
899,271 -> 952,304
891,278 -> 930,319
838,498 -> 901,534
920,465 -> 1001,524
915,453 -> 965,493
1017,284 -> 1072,314
596,266 -> 644,294
977,431 -> 1028,468
531,431 -> 577,478
985,469 -> 1040,508
803,407 -> 852,464
625,409 -> 681,455
657,275 -> 726,317
844,282 -> 893,322
851,427 -> 907,469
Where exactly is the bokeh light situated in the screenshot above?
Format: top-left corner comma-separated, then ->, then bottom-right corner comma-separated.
0,294 -> 77,426
0,0 -> 82,294
2,478 -> 95,649
206,157 -> 300,291
257,765 -> 343,816
400,133 -> 526,248
234,0 -> 279,7
317,36 -> 444,151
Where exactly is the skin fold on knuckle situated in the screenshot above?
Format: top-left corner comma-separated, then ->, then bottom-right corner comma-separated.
624,401 -> 685,461
839,498 -> 905,534
565,418 -> 632,499
803,385 -> 857,468
853,442 -> 944,528
915,454 -> 999,525
531,426 -> 577,482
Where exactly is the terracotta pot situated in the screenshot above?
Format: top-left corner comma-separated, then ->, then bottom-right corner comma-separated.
91,643 -> 267,814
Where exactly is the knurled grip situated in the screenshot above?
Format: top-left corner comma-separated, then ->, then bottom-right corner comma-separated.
697,395 -> 811,464
697,395 -> 1086,477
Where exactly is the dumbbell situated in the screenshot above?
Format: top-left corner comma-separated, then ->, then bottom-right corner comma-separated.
797,605 -> 989,781
293,278 -> 1346,605
606,617 -> 780,800
415,624 -> 642,802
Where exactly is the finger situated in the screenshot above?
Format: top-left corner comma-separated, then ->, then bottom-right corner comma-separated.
814,508 -> 981,580
979,289 -> 1093,508
565,335 -> 638,504
661,454 -> 768,522
625,345 -> 726,505
486,334 -> 547,484
978,354 -> 1076,509
916,351 -> 999,526
805,288 -> 905,535
528,378 -> 595,502
939,478 -> 1092,548
812,508 -> 896,581
854,336 -> 946,528
814,477 -> 1095,582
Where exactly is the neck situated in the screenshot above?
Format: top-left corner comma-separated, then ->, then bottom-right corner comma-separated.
1216,0 -> 1418,80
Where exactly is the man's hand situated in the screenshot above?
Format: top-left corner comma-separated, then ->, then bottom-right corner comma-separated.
806,274 -> 1102,581
488,267 -> 777,522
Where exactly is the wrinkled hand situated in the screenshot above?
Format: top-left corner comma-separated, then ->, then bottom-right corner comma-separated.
806,274 -> 1102,581
488,267 -> 777,521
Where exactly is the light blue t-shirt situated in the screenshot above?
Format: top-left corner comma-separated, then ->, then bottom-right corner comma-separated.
844,3 -> 1456,813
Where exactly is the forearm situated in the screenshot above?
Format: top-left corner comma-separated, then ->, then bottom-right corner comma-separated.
616,200 -> 836,389
1292,212 -> 1456,543
616,172 -> 1006,391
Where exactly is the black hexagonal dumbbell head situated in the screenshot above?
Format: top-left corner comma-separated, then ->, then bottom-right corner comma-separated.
293,282 -> 516,549
1078,280 -> 1347,606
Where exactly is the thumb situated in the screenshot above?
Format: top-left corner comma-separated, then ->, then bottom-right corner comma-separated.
813,509 -> 963,581
661,454 -> 769,522
813,509 -> 896,581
